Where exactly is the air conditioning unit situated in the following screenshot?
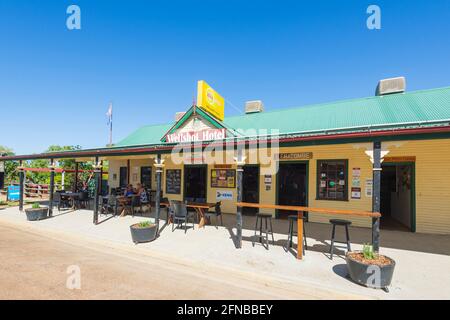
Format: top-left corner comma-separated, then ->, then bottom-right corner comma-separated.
245,100 -> 264,114
376,77 -> 406,96
175,112 -> 186,122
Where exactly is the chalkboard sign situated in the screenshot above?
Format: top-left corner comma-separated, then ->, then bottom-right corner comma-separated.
166,169 -> 181,194
211,169 -> 236,188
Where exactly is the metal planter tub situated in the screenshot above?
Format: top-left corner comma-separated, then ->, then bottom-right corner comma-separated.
346,252 -> 396,291
130,222 -> 158,244
25,207 -> 49,221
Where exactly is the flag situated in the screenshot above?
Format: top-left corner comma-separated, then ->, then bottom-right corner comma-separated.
106,103 -> 113,126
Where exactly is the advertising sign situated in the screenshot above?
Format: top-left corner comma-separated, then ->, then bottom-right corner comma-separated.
197,80 -> 225,121
7,185 -> 20,201
216,190 -> 233,201
274,152 -> 313,160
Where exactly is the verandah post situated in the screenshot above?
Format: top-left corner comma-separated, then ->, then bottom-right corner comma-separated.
18,160 -> 24,211
235,146 -> 245,249
93,157 -> 101,225
73,162 -> 79,192
154,154 -> 164,235
48,159 -> 55,217
372,141 -> 382,252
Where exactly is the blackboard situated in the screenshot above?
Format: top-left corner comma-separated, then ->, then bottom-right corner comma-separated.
166,169 -> 181,194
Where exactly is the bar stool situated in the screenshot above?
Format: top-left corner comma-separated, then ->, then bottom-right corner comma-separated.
287,215 -> 308,255
329,219 -> 352,259
253,213 -> 275,249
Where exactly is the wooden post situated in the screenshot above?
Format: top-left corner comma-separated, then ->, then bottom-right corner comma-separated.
297,211 -> 304,260
74,162 -> 79,192
93,157 -> 101,225
48,159 -> 55,217
127,159 -> 130,185
236,148 -> 244,249
154,154 -> 163,235
99,161 -> 103,196
18,161 -> 24,212
372,141 -> 382,252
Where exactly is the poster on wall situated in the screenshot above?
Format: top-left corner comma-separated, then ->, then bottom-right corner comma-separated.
365,179 -> 373,197
165,169 -> 181,194
351,187 -> 361,199
211,169 -> 236,188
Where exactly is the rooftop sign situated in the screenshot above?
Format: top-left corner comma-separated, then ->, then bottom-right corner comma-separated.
197,80 -> 225,121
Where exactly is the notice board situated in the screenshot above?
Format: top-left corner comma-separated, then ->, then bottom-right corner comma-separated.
211,169 -> 236,188
165,169 -> 181,194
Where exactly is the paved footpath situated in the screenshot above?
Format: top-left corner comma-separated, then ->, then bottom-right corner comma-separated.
0,223 -> 364,300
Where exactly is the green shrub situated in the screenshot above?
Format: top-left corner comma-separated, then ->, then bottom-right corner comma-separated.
362,243 -> 376,260
31,203 -> 40,209
137,221 -> 154,228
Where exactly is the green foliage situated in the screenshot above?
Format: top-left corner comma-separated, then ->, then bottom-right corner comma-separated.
362,243 -> 376,260
137,221 -> 154,228
0,145 -> 19,184
31,202 -> 40,209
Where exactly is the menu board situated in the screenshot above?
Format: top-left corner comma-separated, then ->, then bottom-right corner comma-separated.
211,169 -> 236,188
165,169 -> 181,194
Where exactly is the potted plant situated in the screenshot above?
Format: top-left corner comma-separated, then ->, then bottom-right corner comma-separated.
130,220 -> 158,244
25,203 -> 49,221
346,244 -> 396,292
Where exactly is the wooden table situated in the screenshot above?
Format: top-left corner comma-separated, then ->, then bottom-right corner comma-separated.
116,195 -> 139,217
236,202 -> 381,260
161,202 -> 216,228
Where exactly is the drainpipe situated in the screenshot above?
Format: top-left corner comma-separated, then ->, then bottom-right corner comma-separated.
93,157 -> 102,225
18,160 -> 24,211
372,141 -> 382,252
48,159 -> 55,217
154,154 -> 164,235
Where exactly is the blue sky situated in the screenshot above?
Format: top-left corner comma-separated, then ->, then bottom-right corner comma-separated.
0,0 -> 449,154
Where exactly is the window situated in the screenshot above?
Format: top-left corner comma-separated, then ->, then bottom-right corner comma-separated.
119,167 -> 128,187
317,160 -> 348,201
140,166 -> 152,189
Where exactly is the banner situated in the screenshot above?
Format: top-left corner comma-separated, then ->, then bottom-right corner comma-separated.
197,80 -> 225,121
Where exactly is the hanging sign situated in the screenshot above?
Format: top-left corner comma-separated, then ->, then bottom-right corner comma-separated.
197,80 -> 225,121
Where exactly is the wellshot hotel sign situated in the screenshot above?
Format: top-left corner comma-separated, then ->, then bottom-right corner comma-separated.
166,128 -> 226,143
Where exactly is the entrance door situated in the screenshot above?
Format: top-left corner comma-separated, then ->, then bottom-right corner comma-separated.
184,165 -> 207,203
140,166 -> 152,189
277,162 -> 307,218
242,165 -> 259,215
119,166 -> 128,188
380,163 -> 414,231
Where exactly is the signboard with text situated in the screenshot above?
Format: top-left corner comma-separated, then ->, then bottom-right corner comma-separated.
166,128 -> 226,144
197,80 -> 225,121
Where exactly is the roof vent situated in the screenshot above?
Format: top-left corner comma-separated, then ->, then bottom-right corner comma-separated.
175,112 -> 186,122
245,100 -> 264,114
376,77 -> 406,96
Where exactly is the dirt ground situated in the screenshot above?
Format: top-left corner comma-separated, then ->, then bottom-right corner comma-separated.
0,223 -> 360,300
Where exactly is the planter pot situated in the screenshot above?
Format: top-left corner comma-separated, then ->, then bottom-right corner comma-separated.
346,252 -> 396,291
25,207 -> 49,221
130,223 -> 158,244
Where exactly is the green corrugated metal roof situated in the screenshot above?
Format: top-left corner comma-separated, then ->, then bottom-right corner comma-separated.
115,86 -> 450,147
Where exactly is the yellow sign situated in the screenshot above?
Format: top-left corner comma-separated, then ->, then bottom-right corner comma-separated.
197,80 -> 225,121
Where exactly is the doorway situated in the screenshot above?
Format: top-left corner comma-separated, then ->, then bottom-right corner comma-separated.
119,166 -> 128,188
140,166 -> 152,189
276,162 -> 308,219
184,165 -> 207,203
380,163 -> 415,231
242,165 -> 260,215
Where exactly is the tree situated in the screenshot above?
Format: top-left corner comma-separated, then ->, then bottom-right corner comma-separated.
0,145 -> 19,184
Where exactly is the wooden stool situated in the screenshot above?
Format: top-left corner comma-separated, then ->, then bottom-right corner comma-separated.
287,215 -> 308,255
253,213 -> 275,249
329,219 -> 352,259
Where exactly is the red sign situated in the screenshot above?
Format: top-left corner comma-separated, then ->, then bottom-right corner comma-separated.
166,128 -> 226,143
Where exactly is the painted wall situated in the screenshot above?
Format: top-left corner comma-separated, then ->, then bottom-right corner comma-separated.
106,138 -> 450,234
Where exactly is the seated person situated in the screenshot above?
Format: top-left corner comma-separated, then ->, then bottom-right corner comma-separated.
136,183 -> 149,203
123,184 -> 135,197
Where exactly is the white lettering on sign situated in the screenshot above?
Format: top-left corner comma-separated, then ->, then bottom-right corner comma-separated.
166,128 -> 226,143
216,190 -> 233,200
